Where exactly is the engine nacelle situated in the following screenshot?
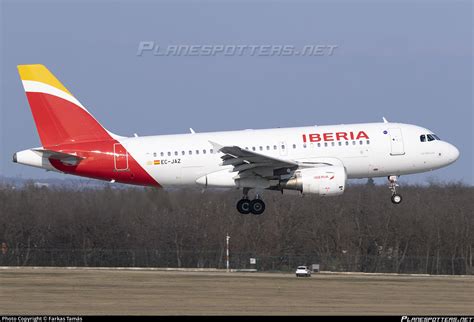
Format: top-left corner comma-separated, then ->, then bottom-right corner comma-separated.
281,166 -> 346,196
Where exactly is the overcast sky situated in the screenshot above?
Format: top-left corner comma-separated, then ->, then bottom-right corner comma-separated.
0,0 -> 472,185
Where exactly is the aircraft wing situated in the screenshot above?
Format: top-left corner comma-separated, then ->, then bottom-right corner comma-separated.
216,144 -> 297,170
209,141 -> 299,185
209,141 -> 343,185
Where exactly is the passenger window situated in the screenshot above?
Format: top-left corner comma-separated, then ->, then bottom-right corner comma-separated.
174,151 -> 178,156
359,140 -> 363,145
196,150 -> 199,155
266,146 -> 270,150
338,142 -> 342,146
352,141 -> 356,145
324,142 -> 328,147
366,140 -> 370,145
210,149 -> 214,154
281,145 -> 285,150
167,152 -> 171,156
182,151 -> 185,155
292,144 -> 296,149
331,142 -> 335,147
203,149 -> 206,154
303,144 -> 307,148
274,145 -> 277,150
189,150 -> 192,155
427,134 -> 435,142
420,135 -> 426,142
252,147 -> 256,151
345,141 -> 349,146
160,152 -> 164,157
317,143 -> 321,148
153,152 -> 157,157
259,146 -> 263,151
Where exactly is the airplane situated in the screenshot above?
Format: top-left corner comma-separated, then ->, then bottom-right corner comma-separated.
13,64 -> 460,215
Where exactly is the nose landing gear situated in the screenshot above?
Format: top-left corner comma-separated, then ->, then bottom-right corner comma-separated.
388,175 -> 402,204
236,189 -> 266,215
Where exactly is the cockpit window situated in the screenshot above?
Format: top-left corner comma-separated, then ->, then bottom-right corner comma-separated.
421,133 -> 440,142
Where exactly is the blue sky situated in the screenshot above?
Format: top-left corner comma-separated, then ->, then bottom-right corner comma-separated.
1,0 -> 472,185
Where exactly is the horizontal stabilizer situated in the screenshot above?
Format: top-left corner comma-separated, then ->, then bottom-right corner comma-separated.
32,148 -> 84,165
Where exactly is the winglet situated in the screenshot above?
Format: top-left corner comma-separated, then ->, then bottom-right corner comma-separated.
190,128 -> 196,134
382,117 -> 389,123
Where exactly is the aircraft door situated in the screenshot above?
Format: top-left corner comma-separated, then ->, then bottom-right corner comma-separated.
388,128 -> 405,156
113,143 -> 129,171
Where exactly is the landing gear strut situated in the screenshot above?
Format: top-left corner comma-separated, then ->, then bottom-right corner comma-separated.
236,189 -> 266,215
388,175 -> 402,204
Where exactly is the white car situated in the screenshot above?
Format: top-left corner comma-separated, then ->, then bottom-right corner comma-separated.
295,266 -> 312,277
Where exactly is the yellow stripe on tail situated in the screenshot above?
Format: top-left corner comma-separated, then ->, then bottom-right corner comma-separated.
17,64 -> 72,95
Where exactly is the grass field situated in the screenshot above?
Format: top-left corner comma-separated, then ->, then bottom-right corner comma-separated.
0,267 -> 473,315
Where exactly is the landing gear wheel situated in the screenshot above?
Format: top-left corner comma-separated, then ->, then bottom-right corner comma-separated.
236,199 -> 251,214
250,199 -> 265,215
387,175 -> 402,205
391,194 -> 402,204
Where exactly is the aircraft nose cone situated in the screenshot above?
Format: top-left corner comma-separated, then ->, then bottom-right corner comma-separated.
446,143 -> 460,163
451,145 -> 460,161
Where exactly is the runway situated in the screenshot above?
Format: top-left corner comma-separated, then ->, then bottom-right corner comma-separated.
1,267 -> 473,315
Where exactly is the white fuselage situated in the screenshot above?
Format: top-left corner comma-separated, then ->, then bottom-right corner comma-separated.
119,122 -> 459,187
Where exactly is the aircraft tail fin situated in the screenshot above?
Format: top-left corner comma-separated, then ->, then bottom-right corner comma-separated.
17,64 -> 119,147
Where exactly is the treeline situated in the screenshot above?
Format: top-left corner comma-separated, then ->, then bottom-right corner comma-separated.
0,182 -> 472,274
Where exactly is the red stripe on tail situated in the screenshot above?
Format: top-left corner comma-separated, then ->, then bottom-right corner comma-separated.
25,92 -> 110,147
24,93 -> 161,187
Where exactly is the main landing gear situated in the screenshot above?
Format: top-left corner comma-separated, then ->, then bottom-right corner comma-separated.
236,188 -> 266,215
388,175 -> 402,204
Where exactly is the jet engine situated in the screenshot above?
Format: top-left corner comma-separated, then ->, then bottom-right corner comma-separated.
280,166 -> 346,196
